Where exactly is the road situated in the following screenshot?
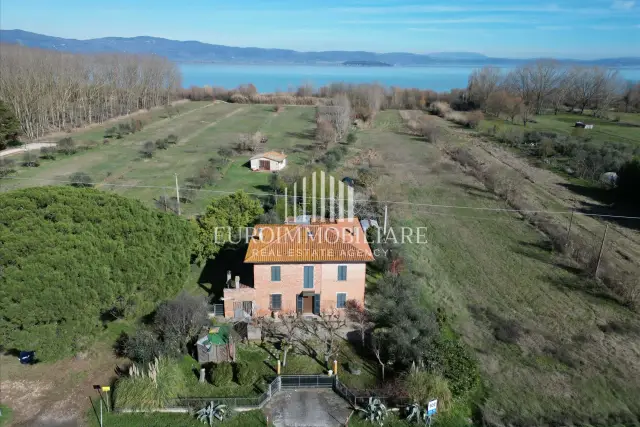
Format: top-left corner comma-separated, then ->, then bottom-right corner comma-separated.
0,143 -> 57,158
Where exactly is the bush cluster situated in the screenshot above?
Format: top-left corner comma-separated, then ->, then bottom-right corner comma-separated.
213,362 -> 233,386
105,119 -> 144,139
319,145 -> 348,171
0,186 -> 195,360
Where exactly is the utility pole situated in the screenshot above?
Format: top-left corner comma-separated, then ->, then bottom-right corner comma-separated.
594,223 -> 609,278
383,205 -> 388,234
566,208 -> 575,244
174,173 -> 181,216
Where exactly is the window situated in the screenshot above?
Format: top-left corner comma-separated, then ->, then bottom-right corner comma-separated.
271,266 -> 281,282
336,293 -> 347,308
303,266 -> 314,289
337,265 -> 347,281
270,294 -> 282,310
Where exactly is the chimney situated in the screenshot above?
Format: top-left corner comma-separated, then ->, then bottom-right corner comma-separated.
226,270 -> 232,286
234,276 -> 240,289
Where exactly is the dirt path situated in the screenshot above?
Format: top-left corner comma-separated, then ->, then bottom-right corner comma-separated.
0,143 -> 57,158
178,106 -> 246,145
0,346 -> 124,427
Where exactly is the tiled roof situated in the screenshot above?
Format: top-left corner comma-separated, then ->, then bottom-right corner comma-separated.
245,218 -> 374,263
250,151 -> 287,162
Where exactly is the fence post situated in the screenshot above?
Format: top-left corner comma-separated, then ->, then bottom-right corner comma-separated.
268,382 -> 272,400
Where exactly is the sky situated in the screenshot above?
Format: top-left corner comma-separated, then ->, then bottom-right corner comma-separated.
0,0 -> 639,58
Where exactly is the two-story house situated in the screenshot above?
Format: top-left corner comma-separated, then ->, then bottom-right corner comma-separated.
223,218 -> 374,317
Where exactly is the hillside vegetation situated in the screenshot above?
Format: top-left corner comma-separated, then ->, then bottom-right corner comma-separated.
0,187 -> 195,360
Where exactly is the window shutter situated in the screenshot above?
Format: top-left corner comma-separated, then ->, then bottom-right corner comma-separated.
297,294 -> 303,313
271,266 -> 281,282
313,294 -> 321,314
337,293 -> 346,308
304,266 -> 314,289
271,294 -> 282,310
338,265 -> 347,281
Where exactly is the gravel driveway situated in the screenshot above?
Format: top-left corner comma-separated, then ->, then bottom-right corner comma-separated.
265,389 -> 352,427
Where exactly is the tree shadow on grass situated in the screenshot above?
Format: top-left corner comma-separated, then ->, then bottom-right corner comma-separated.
544,274 -> 628,308
198,243 -> 253,302
285,130 -> 316,141
512,241 -> 585,276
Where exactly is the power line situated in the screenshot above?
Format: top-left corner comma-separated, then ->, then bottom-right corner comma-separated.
2,175 -> 640,221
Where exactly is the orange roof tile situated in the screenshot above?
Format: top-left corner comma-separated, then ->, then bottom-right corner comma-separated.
245,218 -> 374,263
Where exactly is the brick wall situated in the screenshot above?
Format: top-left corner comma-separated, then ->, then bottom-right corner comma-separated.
224,262 -> 366,317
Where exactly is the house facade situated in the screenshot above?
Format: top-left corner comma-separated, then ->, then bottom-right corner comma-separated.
223,218 -> 374,318
249,151 -> 287,171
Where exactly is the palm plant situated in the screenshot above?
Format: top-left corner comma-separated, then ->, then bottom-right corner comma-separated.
357,397 -> 389,426
195,402 -> 229,426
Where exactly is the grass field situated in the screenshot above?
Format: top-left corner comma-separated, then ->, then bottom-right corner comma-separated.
479,111 -> 640,146
0,102 -> 320,216
2,102 -> 640,425
88,408 -> 267,427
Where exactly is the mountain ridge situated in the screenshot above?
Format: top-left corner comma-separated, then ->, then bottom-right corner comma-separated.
1,29 -> 639,67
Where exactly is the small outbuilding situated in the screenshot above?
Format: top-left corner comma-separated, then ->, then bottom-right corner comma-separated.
195,325 -> 236,363
250,151 -> 287,171
575,121 -> 594,129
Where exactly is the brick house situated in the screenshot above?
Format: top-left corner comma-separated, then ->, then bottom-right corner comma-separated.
223,218 -> 374,318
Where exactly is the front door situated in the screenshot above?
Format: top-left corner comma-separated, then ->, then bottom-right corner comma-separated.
303,295 -> 313,313
259,160 -> 270,170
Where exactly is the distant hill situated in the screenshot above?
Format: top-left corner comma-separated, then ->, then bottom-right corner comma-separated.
1,29 -> 639,67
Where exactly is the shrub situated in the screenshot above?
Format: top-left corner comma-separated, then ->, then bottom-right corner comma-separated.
235,361 -> 257,385
69,172 -> 93,188
40,147 -> 57,160
419,122 -> 441,143
218,147 -> 233,160
104,127 -> 117,138
120,328 -> 165,364
166,134 -> 178,144
426,337 -> 480,397
428,101 -> 452,117
21,151 -> 40,167
0,157 -> 16,177
346,132 -> 358,145
0,187 -> 195,360
141,141 -> 156,158
57,137 -> 76,155
156,138 -> 169,150
403,370 -> 453,411
466,110 -> 484,129
113,356 -> 185,410
357,168 -> 377,188
213,362 -> 233,386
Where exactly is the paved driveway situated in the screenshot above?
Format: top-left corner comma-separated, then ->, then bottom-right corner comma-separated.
265,389 -> 352,427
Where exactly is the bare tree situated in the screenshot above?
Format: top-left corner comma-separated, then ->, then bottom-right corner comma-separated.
370,331 -> 387,381
0,44 -> 180,140
154,292 -> 208,353
316,118 -> 337,148
277,312 -> 301,368
305,309 -> 347,369
468,66 -> 503,111
345,299 -> 372,347
317,94 -> 352,143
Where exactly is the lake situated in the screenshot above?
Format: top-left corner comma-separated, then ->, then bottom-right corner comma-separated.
179,64 -> 640,93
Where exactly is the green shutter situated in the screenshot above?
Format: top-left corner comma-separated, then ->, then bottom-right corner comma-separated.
297,294 -> 303,313
313,294 -> 321,314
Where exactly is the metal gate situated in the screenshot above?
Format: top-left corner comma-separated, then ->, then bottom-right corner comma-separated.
280,375 -> 334,389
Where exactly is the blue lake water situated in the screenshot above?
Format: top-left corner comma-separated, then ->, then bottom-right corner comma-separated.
179,64 -> 640,93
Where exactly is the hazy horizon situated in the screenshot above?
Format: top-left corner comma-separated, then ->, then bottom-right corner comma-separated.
1,0 -> 639,59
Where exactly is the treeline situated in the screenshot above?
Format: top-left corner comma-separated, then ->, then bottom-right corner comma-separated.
179,82 -> 466,111
467,61 -> 640,119
0,44 -> 180,140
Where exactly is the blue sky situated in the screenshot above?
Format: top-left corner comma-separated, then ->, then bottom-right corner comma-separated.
1,0 -> 638,58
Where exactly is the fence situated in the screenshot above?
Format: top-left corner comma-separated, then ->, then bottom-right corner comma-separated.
334,377 -> 411,408
168,376 -> 281,410
134,374 -> 407,413
281,375 -> 334,389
